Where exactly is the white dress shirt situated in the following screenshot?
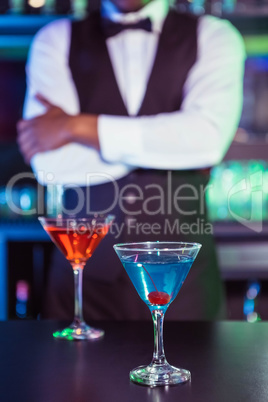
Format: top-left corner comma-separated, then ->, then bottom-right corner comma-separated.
23,0 -> 246,185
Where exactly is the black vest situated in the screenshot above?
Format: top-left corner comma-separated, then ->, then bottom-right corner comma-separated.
69,9 -> 198,116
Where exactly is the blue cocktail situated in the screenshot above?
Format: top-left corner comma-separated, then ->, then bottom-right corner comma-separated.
114,242 -> 201,386
123,254 -> 194,311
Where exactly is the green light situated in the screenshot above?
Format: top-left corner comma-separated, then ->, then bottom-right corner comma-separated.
53,328 -> 75,340
243,35 -> 268,56
207,160 -> 268,222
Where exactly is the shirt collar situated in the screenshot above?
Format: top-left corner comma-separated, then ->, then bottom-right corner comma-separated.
101,0 -> 169,33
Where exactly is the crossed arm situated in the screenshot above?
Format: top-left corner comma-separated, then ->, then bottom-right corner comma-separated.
17,94 -> 99,164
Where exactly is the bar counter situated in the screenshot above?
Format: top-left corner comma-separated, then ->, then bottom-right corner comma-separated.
1,320 -> 267,401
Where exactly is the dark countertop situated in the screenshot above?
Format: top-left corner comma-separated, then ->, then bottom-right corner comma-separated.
0,320 -> 268,402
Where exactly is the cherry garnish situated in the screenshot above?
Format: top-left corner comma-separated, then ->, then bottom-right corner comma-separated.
139,264 -> 171,305
148,291 -> 171,305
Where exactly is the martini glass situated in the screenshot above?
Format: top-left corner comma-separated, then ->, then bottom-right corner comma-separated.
114,241 -> 201,386
39,215 -> 114,340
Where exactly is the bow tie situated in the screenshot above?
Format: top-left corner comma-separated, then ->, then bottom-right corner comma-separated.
102,17 -> 152,38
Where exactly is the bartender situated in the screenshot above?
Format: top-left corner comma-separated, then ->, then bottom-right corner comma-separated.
17,0 -> 245,320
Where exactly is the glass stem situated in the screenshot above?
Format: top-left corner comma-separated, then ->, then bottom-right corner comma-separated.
72,264 -> 84,326
151,309 -> 167,366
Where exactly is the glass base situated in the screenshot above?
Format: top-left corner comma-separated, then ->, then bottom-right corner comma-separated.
130,362 -> 191,386
53,321 -> 104,341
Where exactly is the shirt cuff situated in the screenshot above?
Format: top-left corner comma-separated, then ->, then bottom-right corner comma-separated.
98,114 -> 143,163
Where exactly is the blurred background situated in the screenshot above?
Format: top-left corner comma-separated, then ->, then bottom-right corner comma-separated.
0,0 -> 268,322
